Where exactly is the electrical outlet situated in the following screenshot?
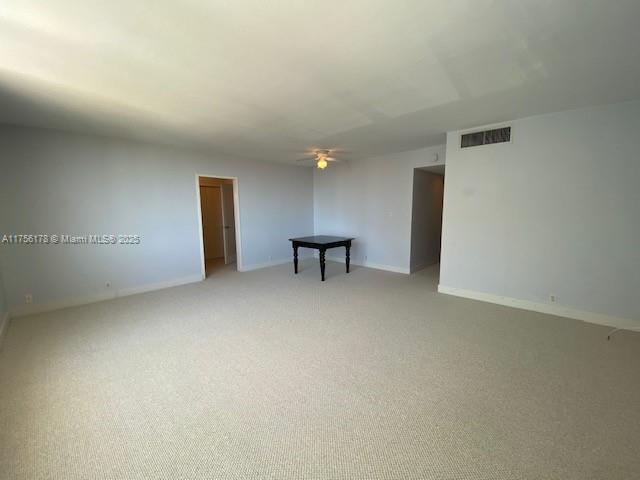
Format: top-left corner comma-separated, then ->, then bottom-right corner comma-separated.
268,255 -> 273,261
24,294 -> 33,304
549,294 -> 557,303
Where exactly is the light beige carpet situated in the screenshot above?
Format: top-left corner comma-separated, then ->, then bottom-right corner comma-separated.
0,262 -> 639,480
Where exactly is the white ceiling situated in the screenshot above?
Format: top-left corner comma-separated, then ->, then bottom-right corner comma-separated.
1,0 -> 640,163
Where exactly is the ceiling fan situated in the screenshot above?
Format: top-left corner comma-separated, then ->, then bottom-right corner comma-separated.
296,149 -> 344,170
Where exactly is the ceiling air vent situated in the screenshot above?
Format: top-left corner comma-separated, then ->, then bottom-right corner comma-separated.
461,126 -> 511,148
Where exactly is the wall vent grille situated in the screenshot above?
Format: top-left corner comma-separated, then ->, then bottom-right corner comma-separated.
461,127 -> 511,148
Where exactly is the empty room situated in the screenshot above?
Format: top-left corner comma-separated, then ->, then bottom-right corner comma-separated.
1,1 -> 639,479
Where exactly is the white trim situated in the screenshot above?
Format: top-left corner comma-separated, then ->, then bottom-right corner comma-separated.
9,274 -> 203,318
118,274 -> 203,297
0,311 -> 10,348
195,174 -> 243,276
242,253 -> 409,275
324,254 -> 410,275
218,186 -> 228,263
438,284 -> 639,330
238,256 -> 312,272
195,179 -> 206,279
199,185 -> 222,262
219,184 -> 237,265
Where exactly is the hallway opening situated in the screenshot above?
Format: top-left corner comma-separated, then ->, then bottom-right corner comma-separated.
410,165 -> 445,277
198,176 -> 239,277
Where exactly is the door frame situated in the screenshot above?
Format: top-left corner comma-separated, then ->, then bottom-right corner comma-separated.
195,174 -> 243,278
199,185 -> 223,261
219,184 -> 236,265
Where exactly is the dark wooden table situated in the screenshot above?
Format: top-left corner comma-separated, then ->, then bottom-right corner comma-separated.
289,236 -> 354,281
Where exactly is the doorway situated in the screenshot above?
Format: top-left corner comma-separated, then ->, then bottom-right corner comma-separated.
197,176 -> 240,277
409,165 -> 445,277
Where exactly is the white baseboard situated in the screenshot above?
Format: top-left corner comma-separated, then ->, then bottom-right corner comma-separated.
117,274 -> 204,297
7,255 -> 335,317
9,274 -> 204,318
438,284 -> 639,330
0,311 -> 9,348
238,256 -> 312,272
238,255 -> 407,274
323,254 -> 410,275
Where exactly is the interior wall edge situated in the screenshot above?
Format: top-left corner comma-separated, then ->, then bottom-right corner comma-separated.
0,125 -> 314,312
438,284 -> 639,331
322,254 -> 411,275
238,255 -> 313,273
9,274 -> 204,318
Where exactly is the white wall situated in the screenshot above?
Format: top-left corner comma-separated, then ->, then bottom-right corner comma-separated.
410,170 -> 444,272
440,100 -> 640,327
0,126 -> 313,315
313,145 -> 445,273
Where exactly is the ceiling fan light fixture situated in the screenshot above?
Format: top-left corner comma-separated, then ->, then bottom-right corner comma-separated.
316,158 -> 328,169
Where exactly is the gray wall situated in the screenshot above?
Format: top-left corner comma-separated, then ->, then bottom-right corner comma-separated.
0,126 -> 313,315
313,145 -> 445,273
441,100 -> 640,324
410,170 -> 444,272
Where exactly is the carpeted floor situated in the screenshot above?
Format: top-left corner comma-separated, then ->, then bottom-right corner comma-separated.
1,262 -> 639,480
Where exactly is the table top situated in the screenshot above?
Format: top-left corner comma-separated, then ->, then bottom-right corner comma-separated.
289,235 -> 354,244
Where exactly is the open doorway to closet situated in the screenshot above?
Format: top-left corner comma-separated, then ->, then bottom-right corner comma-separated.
198,176 -> 239,277
410,165 -> 445,277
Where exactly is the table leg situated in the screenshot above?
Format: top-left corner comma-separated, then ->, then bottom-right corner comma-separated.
293,245 -> 298,274
319,248 -> 326,281
345,243 -> 351,273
